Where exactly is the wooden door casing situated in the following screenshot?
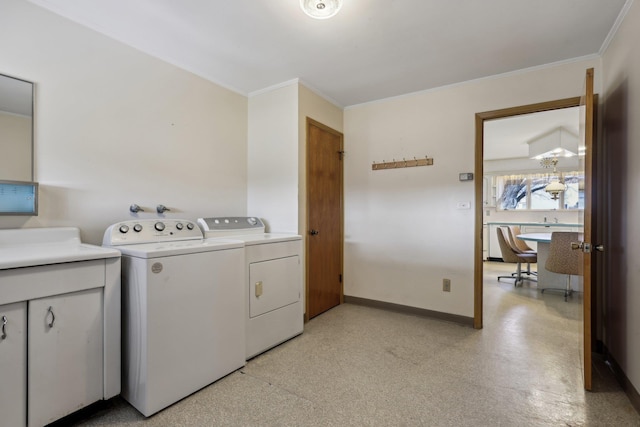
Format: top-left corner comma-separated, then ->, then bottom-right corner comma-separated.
475,83 -> 598,391
580,67 -> 595,391
306,118 -> 344,319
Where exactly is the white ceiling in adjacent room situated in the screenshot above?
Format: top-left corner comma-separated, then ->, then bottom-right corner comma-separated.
484,107 -> 580,161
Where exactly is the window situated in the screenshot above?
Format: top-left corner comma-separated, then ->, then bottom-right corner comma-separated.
496,172 -> 583,210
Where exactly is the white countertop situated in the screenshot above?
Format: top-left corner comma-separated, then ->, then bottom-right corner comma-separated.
0,227 -> 120,270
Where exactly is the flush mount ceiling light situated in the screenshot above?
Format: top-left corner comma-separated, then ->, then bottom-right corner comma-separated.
300,0 -> 343,19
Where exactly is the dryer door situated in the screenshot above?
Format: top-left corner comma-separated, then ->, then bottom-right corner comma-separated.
249,256 -> 300,318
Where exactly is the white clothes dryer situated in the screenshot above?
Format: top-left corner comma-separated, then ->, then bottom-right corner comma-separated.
103,219 -> 245,417
197,217 -> 303,359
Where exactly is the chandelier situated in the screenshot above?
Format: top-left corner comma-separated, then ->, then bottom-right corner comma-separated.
541,157 -> 566,200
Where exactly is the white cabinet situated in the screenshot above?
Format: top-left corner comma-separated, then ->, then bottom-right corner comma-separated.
488,224 -> 503,260
483,176 -> 496,207
0,302 -> 27,427
28,289 -> 103,427
0,227 -> 121,427
482,224 -> 489,260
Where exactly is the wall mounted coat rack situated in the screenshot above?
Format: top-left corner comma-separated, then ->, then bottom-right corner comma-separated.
371,156 -> 434,171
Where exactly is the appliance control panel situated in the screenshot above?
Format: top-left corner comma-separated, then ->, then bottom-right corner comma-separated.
102,219 -> 202,246
197,216 -> 265,235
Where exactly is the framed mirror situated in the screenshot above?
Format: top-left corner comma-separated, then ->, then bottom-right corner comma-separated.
0,73 -> 34,182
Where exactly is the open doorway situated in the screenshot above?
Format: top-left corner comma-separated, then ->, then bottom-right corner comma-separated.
483,106 -> 583,261
474,97 -> 580,329
475,69 -> 597,392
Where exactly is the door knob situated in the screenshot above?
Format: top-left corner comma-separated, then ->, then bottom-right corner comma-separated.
309,229 -> 319,236
572,241 -> 605,253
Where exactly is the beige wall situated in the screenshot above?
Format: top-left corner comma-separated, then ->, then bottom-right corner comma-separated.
601,0 -> 640,398
0,0 -> 248,243
247,82 -> 299,233
0,111 -> 31,181
344,58 -> 601,317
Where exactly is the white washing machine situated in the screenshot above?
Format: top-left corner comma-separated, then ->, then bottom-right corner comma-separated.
197,217 -> 303,359
103,219 -> 245,417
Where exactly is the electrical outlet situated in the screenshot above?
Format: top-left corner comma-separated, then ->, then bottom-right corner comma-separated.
443,278 -> 451,292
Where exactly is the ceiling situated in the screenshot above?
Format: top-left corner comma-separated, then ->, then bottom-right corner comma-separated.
26,0 -> 629,107
484,107 -> 580,161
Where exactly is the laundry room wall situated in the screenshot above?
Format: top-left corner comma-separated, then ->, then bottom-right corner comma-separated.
247,82 -> 299,233
600,0 -> 640,406
0,0 -> 248,244
343,57 -> 601,318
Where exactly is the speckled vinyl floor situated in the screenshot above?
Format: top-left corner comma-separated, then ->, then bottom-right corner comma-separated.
68,262 -> 640,426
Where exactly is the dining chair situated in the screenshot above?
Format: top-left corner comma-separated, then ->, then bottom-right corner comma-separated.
543,232 -> 581,301
496,227 -> 537,286
507,225 -> 535,253
506,226 -> 537,279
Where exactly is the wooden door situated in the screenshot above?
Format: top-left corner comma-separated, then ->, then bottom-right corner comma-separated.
306,118 -> 344,319
578,67 -> 596,390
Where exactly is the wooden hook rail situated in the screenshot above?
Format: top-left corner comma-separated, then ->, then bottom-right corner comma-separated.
372,156 -> 434,171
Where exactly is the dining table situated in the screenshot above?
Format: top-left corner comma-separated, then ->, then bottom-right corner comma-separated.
516,232 -> 583,293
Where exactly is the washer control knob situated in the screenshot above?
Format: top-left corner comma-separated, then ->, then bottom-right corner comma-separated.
154,222 -> 165,232
118,225 -> 129,234
133,224 -> 143,232
186,222 -> 194,230
247,217 -> 258,226
176,222 -> 184,230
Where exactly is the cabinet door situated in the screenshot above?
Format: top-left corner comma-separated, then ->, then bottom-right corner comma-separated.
488,224 -> 502,259
0,302 -> 27,427
28,288 -> 103,427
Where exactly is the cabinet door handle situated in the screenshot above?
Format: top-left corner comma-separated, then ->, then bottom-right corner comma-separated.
47,306 -> 55,328
1,315 -> 6,340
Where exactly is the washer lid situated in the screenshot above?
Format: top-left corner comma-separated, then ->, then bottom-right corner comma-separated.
114,238 -> 244,258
